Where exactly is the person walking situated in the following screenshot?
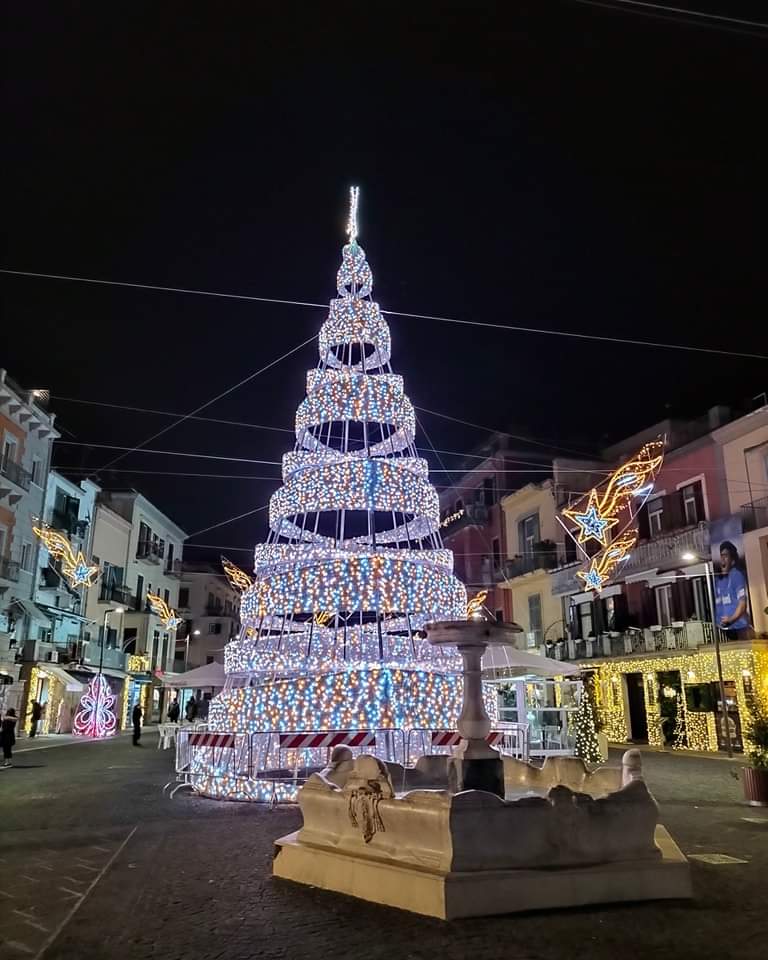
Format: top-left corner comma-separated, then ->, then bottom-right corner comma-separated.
29,700 -> 42,738
185,695 -> 198,723
132,702 -> 143,746
2,708 -> 18,767
168,698 -> 180,723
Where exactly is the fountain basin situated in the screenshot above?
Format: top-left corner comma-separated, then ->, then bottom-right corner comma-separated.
273,751 -> 692,918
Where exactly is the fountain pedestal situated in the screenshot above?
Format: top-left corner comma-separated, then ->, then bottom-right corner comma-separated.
428,620 -> 522,798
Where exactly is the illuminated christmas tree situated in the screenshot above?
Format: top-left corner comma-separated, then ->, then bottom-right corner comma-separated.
573,685 -> 603,764
73,674 -> 117,739
200,191 -> 467,798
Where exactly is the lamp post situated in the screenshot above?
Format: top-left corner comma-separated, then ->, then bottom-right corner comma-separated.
96,606 -> 125,738
184,627 -> 201,670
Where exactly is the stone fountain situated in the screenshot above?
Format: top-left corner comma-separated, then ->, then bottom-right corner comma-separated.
272,620 -> 692,918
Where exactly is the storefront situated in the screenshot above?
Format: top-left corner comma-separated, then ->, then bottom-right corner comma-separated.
589,641 -> 768,752
122,655 -> 152,729
21,663 -> 85,735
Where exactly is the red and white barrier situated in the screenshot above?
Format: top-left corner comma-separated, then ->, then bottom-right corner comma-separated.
189,732 -> 236,749
278,731 -> 376,750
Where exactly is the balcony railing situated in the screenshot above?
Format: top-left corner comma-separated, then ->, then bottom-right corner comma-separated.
742,496 -> 768,533
136,541 -> 162,563
164,558 -> 183,577
82,645 -> 127,671
620,523 -> 710,576
0,557 -> 20,582
441,502 -> 489,536
502,543 -> 560,581
547,620 -> 733,662
99,583 -> 135,606
0,458 -> 32,491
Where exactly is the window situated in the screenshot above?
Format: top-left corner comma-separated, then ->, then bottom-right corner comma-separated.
178,587 -> 189,608
492,537 -> 501,570
166,543 -> 174,571
161,633 -> 169,667
21,542 -> 33,572
2,436 -> 18,468
575,601 -> 593,639
207,592 -> 215,609
482,476 -> 495,507
527,593 -> 543,647
680,481 -> 704,525
655,583 -> 673,626
158,538 -> 165,559
37,626 -> 52,642
135,575 -> 144,610
30,457 -> 43,486
151,629 -> 160,664
495,609 -> 504,623
0,528 -> 6,558
692,577 -> 710,621
564,532 -> 577,563
208,622 -> 222,635
648,500 -> 664,536
164,588 -> 170,605
138,521 -> 152,555
206,656 -> 215,665
518,513 -> 540,555
454,498 -> 464,514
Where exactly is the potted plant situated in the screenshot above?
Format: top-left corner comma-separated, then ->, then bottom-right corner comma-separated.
742,700 -> 768,806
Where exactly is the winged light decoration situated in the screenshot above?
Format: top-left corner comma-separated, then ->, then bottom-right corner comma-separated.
32,524 -> 100,588
146,593 -> 183,631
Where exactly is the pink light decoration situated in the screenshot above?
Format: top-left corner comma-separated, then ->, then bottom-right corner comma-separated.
73,674 -> 117,739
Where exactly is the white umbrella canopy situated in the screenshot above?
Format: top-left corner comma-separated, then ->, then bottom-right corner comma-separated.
163,660 -> 226,689
481,644 -> 580,677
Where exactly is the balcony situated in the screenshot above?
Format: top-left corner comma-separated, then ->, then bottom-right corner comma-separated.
164,558 -> 183,578
0,557 -> 20,582
502,542 -> 560,581
136,541 -> 162,564
621,523 -> 709,576
50,508 -> 88,539
742,496 -> 768,533
82,644 -> 127,671
0,458 -> 32,492
441,502 -> 489,537
99,583 -> 135,606
548,620 -> 728,662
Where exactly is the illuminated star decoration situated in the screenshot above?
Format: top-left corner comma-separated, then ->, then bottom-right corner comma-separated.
32,525 -> 100,588
73,674 -> 117,739
567,490 -> 619,546
577,531 -> 637,593
146,593 -> 183,631
466,590 -> 489,619
221,556 -> 253,593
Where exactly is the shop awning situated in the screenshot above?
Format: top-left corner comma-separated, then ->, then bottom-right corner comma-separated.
34,603 -> 95,625
11,598 -> 53,624
36,664 -> 85,692
77,665 -> 128,681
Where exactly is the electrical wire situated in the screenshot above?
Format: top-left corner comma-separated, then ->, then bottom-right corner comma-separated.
3,267 -> 765,360
54,440 -> 282,465
568,0 -> 768,34
186,504 -> 269,539
97,332 -> 318,471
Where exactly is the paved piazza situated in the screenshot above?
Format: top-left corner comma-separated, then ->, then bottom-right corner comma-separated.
1,736 -> 766,960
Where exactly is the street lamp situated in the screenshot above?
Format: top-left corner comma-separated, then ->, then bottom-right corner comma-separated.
94,606 -> 124,740
184,628 -> 201,670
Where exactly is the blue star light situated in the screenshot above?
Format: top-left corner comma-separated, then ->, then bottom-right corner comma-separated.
583,568 -> 604,591
567,490 -> 619,545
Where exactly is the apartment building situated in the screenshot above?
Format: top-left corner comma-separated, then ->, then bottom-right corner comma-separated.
175,560 -> 239,671
0,370 -> 59,715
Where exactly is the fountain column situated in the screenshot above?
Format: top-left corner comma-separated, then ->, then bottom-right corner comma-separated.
427,620 -> 522,798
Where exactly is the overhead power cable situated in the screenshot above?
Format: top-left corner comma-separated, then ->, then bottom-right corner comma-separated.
569,0 -> 768,34
2,268 -> 765,360
54,440 -> 281,465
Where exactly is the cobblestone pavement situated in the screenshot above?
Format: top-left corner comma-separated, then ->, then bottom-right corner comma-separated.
1,739 -> 767,960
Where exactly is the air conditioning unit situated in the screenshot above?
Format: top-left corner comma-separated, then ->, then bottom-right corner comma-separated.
46,650 -> 60,663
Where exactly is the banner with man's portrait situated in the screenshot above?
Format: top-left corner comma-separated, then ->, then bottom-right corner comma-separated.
709,514 -> 752,640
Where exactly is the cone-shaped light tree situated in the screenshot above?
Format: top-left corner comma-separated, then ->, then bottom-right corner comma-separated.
203,193 -> 467,791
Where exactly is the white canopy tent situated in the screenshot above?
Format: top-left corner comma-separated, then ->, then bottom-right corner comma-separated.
481,645 -> 580,678
163,661 -> 225,690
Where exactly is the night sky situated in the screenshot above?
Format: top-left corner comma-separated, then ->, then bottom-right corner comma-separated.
2,2 -> 766,557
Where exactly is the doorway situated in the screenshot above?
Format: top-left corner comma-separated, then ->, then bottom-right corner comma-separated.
625,672 -> 648,742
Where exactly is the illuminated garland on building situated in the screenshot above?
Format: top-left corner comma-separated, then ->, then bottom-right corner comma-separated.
32,524 -> 99,588
196,194 -> 467,799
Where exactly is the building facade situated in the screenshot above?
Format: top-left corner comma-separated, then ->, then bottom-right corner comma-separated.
439,433 -> 539,623
0,370 -> 59,716
175,560 -> 239,671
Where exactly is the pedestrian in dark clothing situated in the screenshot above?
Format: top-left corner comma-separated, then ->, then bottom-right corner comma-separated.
185,696 -> 198,723
132,703 -> 143,746
29,700 -> 42,738
168,698 -> 180,723
2,708 -> 17,766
